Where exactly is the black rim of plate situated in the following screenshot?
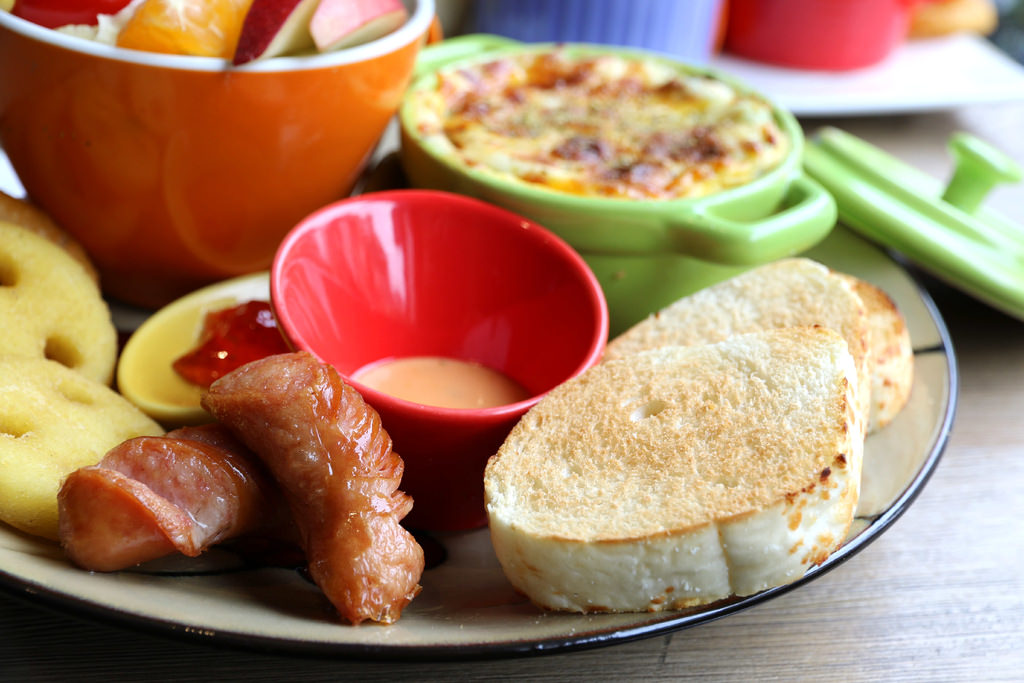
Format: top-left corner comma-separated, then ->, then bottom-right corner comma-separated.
0,264 -> 958,663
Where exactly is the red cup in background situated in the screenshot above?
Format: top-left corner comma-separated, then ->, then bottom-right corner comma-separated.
725,0 -> 929,71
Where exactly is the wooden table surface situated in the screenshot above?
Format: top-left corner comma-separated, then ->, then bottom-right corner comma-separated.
2,104 -> 1023,682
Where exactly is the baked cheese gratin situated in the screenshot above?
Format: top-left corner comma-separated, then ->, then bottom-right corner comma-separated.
407,49 -> 790,200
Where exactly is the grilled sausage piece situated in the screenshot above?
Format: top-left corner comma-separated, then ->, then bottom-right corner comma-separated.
202,351 -> 424,625
58,424 -> 291,572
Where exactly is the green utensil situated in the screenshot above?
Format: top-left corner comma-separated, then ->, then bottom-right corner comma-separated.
805,126 -> 1024,321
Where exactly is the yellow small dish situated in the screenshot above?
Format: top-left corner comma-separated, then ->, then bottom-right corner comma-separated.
116,272 -> 271,427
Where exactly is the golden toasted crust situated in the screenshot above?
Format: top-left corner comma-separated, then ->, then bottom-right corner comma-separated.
604,258 -> 871,434
0,356 -> 164,540
837,275 -> 914,432
485,327 -> 862,612
909,0 -> 997,38
0,190 -> 98,283
0,222 -> 117,385
487,327 -> 857,540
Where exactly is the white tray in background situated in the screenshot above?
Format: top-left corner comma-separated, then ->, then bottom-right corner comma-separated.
710,33 -> 1024,117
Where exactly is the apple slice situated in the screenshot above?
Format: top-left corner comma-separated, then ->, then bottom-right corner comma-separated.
232,0 -> 320,66
309,0 -> 408,54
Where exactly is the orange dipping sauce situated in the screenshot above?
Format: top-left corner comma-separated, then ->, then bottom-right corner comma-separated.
353,356 -> 531,410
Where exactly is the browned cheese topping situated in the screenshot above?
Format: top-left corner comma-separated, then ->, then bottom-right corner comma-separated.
409,50 -> 790,200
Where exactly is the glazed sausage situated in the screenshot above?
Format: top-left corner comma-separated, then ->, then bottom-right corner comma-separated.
58,424 -> 291,572
202,351 -> 424,625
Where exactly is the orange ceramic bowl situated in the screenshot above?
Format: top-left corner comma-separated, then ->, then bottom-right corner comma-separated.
0,1 -> 435,308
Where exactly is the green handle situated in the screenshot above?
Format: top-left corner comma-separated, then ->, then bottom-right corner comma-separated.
942,132 -> 1023,214
664,174 -> 837,265
413,34 -> 523,80
808,126 -> 1022,253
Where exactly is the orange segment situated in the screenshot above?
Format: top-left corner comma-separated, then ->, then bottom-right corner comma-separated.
116,0 -> 255,59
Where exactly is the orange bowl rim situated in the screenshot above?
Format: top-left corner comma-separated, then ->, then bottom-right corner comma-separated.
0,0 -> 435,72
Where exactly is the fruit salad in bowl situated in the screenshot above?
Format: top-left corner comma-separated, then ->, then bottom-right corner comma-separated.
7,0 -> 410,63
0,0 -> 435,308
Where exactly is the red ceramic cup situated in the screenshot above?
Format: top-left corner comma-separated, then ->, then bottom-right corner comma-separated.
271,190 -> 609,531
725,0 -> 927,71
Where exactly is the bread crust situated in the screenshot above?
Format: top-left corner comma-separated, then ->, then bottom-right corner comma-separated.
837,275 -> 914,432
485,327 -> 862,613
605,258 -> 872,434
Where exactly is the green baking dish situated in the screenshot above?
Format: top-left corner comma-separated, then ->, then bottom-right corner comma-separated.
398,34 -> 837,335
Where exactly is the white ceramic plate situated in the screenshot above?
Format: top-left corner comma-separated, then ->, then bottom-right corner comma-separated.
711,34 -> 1024,117
0,225 -> 956,660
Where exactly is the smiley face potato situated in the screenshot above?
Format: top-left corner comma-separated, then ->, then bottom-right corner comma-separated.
0,221 -> 116,384
0,218 -> 163,540
0,356 -> 164,539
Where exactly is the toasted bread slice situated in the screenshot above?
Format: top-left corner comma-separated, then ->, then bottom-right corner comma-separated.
604,258 -> 873,433
485,327 -> 863,613
836,275 -> 914,432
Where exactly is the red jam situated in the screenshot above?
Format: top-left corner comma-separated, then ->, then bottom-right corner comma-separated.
173,300 -> 290,388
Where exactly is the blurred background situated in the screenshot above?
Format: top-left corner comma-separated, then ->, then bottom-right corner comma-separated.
435,0 -> 1024,66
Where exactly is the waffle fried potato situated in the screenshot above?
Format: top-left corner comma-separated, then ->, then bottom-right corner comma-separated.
0,356 -> 164,540
0,190 -> 98,283
0,221 -> 116,385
